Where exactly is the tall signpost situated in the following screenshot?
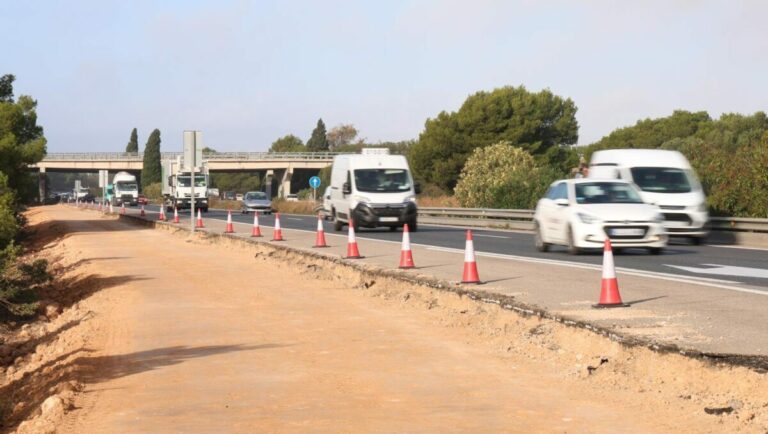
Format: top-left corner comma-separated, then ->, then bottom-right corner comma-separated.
98,170 -> 108,206
309,176 -> 321,202
183,131 -> 203,233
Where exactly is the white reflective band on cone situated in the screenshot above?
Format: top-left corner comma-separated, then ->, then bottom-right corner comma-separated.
465,240 -> 475,262
402,231 -> 411,251
602,249 -> 616,279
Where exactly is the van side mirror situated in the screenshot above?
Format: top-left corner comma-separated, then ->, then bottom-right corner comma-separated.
414,182 -> 422,194
342,182 -> 351,195
555,198 -> 569,207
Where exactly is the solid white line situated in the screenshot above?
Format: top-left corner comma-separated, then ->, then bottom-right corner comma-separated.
707,244 -> 768,252
473,234 -> 509,239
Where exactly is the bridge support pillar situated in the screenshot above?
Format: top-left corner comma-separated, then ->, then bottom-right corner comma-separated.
38,167 -> 47,204
265,170 -> 274,200
278,166 -> 293,199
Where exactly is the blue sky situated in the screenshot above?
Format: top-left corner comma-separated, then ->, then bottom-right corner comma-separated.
1,1 -> 766,153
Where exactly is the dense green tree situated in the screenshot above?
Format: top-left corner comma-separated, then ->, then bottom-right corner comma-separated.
202,146 -> 218,154
141,129 -> 162,189
0,74 -> 47,202
210,172 -> 262,193
269,134 -> 306,153
125,127 -> 138,153
326,124 -> 359,150
306,118 -> 329,152
410,85 -> 578,190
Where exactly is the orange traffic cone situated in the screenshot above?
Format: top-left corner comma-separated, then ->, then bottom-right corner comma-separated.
399,224 -> 415,269
593,239 -> 628,308
313,214 -> 329,247
140,205 -> 145,216
461,230 -> 481,284
120,203 -> 126,215
173,207 -> 179,223
251,211 -> 262,237
195,209 -> 204,228
109,203 -> 114,214
345,220 -> 363,259
224,210 -> 235,233
158,207 -> 166,221
271,213 -> 284,241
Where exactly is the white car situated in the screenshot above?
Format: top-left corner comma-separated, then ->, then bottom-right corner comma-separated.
533,179 -> 667,254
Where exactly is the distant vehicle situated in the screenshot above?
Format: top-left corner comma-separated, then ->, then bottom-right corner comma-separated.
235,193 -> 244,201
285,194 -> 298,202
137,194 -> 149,205
74,186 -> 90,201
588,149 -> 708,244
208,188 -> 220,198
107,171 -> 139,206
161,158 -> 210,212
241,191 -> 272,214
533,179 -> 667,255
328,148 -> 420,232
222,191 -> 236,201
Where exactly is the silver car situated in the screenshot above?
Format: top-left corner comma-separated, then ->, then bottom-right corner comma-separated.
241,191 -> 272,214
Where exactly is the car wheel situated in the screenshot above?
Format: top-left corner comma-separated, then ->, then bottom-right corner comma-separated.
534,222 -> 549,252
691,236 -> 704,245
566,226 -> 581,255
389,226 -> 398,232
333,211 -> 343,232
649,247 -> 663,255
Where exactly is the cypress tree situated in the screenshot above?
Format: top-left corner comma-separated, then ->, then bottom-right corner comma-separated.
306,118 -> 329,151
126,128 -> 139,153
141,129 -> 162,189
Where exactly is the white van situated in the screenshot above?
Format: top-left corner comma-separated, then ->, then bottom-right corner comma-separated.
588,149 -> 708,243
329,149 -> 420,231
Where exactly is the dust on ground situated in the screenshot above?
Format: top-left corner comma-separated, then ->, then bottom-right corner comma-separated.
2,205 -> 767,433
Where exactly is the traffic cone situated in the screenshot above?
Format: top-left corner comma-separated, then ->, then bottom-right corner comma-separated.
399,224 -> 415,269
120,203 -> 126,215
345,220 -> 363,259
195,209 -> 204,228
313,214 -> 328,247
140,205 -> 145,216
224,210 -> 235,233
251,211 -> 262,237
109,203 -> 114,214
271,213 -> 284,241
593,239 -> 628,308
461,230 -> 481,284
98,201 -> 103,212
173,207 -> 179,223
158,207 -> 166,221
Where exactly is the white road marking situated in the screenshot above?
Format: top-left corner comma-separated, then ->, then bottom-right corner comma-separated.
473,234 -> 509,239
707,244 -> 768,252
665,264 -> 768,279
286,217 -> 304,221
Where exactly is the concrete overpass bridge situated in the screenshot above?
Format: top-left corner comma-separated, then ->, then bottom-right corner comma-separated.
32,152 -> 339,199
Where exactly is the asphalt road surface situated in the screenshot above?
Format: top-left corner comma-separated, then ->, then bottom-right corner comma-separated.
143,205 -> 768,291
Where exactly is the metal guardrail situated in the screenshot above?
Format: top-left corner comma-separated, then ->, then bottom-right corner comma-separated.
418,207 -> 768,233
41,152 -> 342,161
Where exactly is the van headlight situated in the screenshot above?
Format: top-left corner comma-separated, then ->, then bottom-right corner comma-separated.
352,195 -> 370,205
404,195 -> 416,203
576,212 -> 599,224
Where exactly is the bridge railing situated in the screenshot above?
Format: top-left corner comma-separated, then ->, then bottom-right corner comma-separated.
41,152 -> 343,161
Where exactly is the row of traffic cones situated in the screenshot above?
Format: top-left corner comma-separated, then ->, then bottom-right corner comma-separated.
143,208 -> 625,307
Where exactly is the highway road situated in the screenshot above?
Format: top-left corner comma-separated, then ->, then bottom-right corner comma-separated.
142,205 -> 768,291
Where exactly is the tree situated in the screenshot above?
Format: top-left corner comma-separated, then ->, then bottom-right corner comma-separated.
269,134 -> 306,153
141,129 -> 162,189
327,124 -> 359,150
202,146 -> 218,154
410,85 -> 578,190
0,74 -> 47,201
125,128 -> 139,153
454,142 -> 558,209
306,118 -> 329,152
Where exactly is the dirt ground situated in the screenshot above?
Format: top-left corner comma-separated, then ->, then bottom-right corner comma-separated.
2,204 -> 767,433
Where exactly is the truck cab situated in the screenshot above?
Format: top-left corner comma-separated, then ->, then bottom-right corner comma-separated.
162,158 -> 210,212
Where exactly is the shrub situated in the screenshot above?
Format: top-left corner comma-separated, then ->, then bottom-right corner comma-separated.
454,142 -> 559,209
142,182 -> 162,202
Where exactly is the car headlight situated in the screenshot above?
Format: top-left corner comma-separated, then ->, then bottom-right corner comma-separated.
404,195 -> 417,203
695,203 -> 708,213
576,212 -> 599,224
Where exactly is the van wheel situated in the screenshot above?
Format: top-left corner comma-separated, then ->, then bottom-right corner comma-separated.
649,247 -> 663,255
389,226 -> 398,232
567,226 -> 581,255
333,212 -> 343,232
409,220 -> 418,232
534,222 -> 549,252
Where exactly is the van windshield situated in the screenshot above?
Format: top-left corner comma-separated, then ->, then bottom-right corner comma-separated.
575,182 -> 644,204
630,167 -> 693,193
354,169 -> 411,193
116,182 -> 138,191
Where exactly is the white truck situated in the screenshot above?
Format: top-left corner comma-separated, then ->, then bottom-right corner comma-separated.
328,148 -> 421,232
161,157 -> 210,212
109,171 -> 139,206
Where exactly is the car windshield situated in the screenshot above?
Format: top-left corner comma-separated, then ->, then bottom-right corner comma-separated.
630,167 -> 693,193
116,182 -> 138,190
575,182 -> 644,204
177,175 -> 207,187
245,192 -> 267,200
354,169 -> 411,193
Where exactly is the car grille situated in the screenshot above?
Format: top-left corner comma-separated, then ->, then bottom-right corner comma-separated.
370,204 -> 407,217
659,205 -> 686,210
603,225 -> 649,240
662,213 -> 692,224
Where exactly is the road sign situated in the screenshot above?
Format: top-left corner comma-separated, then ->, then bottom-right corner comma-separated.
309,176 -> 321,189
98,170 -> 109,188
183,131 -> 203,171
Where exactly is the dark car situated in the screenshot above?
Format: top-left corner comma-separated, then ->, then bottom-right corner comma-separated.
137,194 -> 149,205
